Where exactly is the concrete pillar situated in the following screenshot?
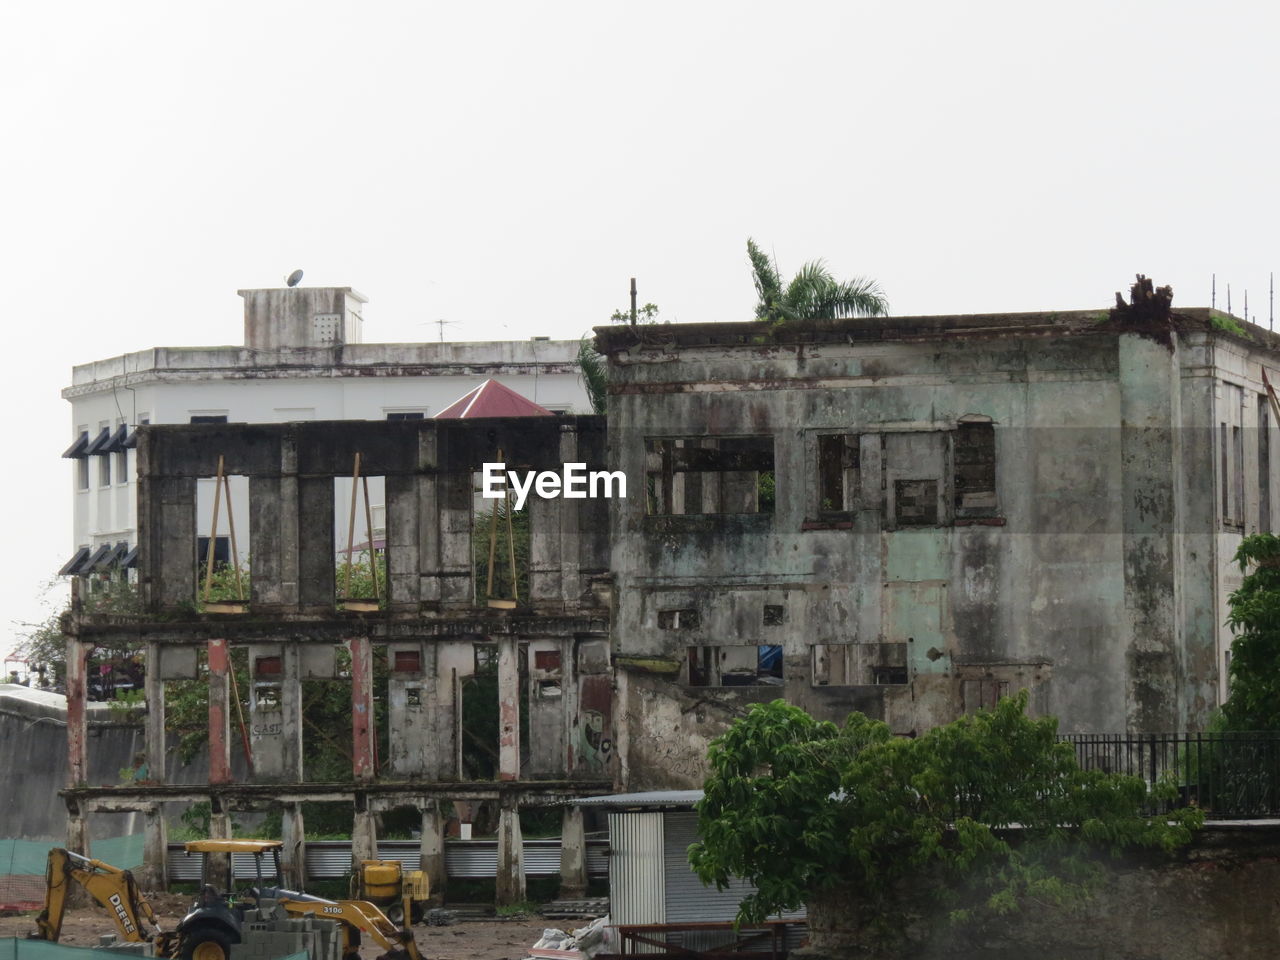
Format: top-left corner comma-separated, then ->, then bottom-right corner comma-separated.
495,799 -> 526,906
419,800 -> 447,904
280,803 -> 306,890
142,803 -> 168,891
207,804 -> 233,893
350,636 -> 376,781
65,637 -> 88,787
66,802 -> 89,856
1118,332 -> 1182,731
65,802 -> 91,907
352,804 -> 378,874
247,643 -> 303,782
144,643 -> 166,783
497,636 -> 521,781
558,805 -> 587,899
208,639 -> 232,784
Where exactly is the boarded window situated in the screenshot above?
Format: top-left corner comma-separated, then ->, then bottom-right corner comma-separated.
961,678 -> 1009,713
954,421 -> 997,518
763,604 -> 784,626
883,432 -> 946,528
812,643 -> 908,686
254,656 -> 282,677
393,650 -> 421,673
534,649 -> 562,671
895,479 -> 938,525
645,436 -> 774,515
688,645 -> 785,687
658,608 -> 700,630
817,434 -> 859,512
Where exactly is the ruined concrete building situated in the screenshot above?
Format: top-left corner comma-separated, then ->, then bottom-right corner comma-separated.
61,284 -> 585,588
597,285 -> 1279,788
58,281 -> 1280,895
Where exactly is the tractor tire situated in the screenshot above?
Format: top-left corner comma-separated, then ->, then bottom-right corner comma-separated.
182,928 -> 235,960
409,902 -> 426,925
385,903 -> 405,925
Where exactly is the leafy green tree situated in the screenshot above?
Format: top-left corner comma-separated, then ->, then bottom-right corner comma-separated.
1221,533 -> 1280,731
689,694 -> 1201,953
747,238 -> 888,324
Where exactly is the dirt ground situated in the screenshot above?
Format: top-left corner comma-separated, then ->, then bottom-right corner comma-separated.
0,901 -> 562,960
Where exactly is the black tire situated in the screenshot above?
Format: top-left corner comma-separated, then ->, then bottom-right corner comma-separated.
386,903 -> 405,925
409,902 -> 426,925
182,927 -> 235,960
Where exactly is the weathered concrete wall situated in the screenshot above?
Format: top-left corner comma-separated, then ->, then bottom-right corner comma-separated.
598,310 -> 1271,789
798,823 -> 1280,960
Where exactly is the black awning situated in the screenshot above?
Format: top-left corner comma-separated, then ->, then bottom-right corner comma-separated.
104,424 -> 129,453
58,547 -> 91,576
80,544 -> 114,574
122,426 -> 139,449
121,546 -> 139,569
85,427 -> 112,456
62,431 -> 89,459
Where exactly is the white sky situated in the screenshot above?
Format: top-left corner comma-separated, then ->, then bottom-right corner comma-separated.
2,0 -> 1278,653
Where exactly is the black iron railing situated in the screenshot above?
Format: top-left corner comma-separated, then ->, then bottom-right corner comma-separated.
1060,732 -> 1280,819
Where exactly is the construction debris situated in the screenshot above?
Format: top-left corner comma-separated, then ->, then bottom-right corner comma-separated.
525,916 -> 613,960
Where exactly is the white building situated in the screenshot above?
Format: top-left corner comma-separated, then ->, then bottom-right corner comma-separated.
61,284 -> 588,581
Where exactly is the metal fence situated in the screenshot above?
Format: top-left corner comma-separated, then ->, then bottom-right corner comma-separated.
1060,732 -> 1280,819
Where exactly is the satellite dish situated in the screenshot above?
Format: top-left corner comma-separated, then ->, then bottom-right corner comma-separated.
286,269 -> 304,287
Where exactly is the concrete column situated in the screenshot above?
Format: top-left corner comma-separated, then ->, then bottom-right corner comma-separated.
65,637 -> 88,787
66,802 -> 89,856
207,804 -> 233,893
1119,332 -> 1182,731
419,800 -> 447,904
208,639 -> 232,784
65,802 -> 91,907
351,804 -> 379,873
350,636 -> 376,781
280,803 -> 306,890
495,798 -> 526,906
144,643 -> 166,783
558,805 -> 587,899
142,803 -> 168,891
497,636 -> 521,781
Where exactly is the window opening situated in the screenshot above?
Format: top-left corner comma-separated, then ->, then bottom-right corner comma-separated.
645,436 -> 774,515
954,421 -> 996,517
337,452 -> 385,610
658,608 -> 700,630
817,433 -> 858,512
687,645 -> 785,687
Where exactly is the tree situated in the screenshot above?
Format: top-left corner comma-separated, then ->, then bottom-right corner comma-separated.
689,694 -> 1201,954
1220,533 -> 1280,731
747,238 -> 888,324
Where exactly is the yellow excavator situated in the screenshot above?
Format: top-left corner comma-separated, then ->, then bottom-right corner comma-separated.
32,840 -> 426,960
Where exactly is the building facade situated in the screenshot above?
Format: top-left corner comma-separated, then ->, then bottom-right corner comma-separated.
60,285 -> 587,580
597,292 -> 1278,789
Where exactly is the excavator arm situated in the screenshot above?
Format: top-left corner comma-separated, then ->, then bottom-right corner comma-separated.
275,897 -> 423,960
32,848 -> 163,944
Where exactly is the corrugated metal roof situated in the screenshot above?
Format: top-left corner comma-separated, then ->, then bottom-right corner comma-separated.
572,790 -> 703,810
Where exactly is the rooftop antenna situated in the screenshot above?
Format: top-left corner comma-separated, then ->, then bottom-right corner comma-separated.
285,269 -> 304,287
1212,273 -> 1216,310
1245,290 -> 1249,325
1228,284 -> 1232,317
1270,272 -> 1274,330
433,318 -> 458,342
630,278 -> 638,326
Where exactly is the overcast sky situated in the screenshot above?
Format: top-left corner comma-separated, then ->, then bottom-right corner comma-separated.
2,1 -> 1277,655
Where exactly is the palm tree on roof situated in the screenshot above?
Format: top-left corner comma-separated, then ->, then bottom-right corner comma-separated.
747,238 -> 888,324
